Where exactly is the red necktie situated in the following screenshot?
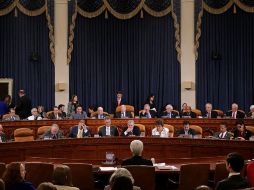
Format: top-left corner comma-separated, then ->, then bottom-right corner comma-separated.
208,112 -> 211,118
117,100 -> 120,106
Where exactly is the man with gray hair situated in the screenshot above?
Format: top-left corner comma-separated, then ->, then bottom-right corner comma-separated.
202,103 -> 218,118
226,103 -> 245,119
43,124 -> 64,139
121,120 -> 140,136
247,105 -> 254,118
161,104 -> 179,118
115,105 -> 133,118
27,108 -> 42,120
121,140 -> 153,166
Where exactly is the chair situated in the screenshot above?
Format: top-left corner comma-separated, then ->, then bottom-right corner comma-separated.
163,124 -> 174,137
173,110 -> 180,116
25,162 -> 54,187
213,109 -> 224,117
46,111 -> 53,118
209,163 -> 228,187
246,126 -> 254,136
91,111 -> 110,118
0,163 -> 6,177
134,124 -> 146,134
192,109 -> 202,117
14,128 -> 34,142
247,161 -> 254,187
115,105 -> 135,117
124,165 -> 155,190
190,125 -> 202,138
37,126 -> 51,139
63,163 -> 94,190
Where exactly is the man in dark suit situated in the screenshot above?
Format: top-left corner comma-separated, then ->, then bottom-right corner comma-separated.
178,121 -> 196,137
112,91 -> 126,113
121,120 -> 140,136
122,140 -> 153,166
98,117 -> 119,137
213,123 -> 232,140
58,104 -> 67,118
69,120 -> 91,138
48,106 -> 63,120
93,107 -> 107,119
202,103 -> 218,118
233,121 -> 252,140
226,103 -> 245,119
139,104 -> 155,118
215,152 -> 250,190
161,104 -> 179,118
15,89 -> 32,119
43,124 -> 64,139
181,106 -> 197,118
0,124 -> 7,142
115,105 -> 133,118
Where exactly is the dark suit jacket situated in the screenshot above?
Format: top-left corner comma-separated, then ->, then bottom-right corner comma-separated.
139,111 -> 155,118
15,95 -> 32,119
121,126 -> 141,136
213,132 -> 231,140
202,111 -> 218,118
178,128 -> 196,136
122,155 -> 153,166
43,130 -> 64,139
247,112 -> 254,118
161,111 -> 179,118
226,111 -> 245,119
48,113 -> 63,120
0,133 -> 7,142
181,111 -> 197,118
215,175 -> 250,190
10,181 -> 36,190
115,111 -> 133,118
112,99 -> 127,113
234,129 -> 252,140
69,126 -> 91,138
98,126 -> 119,137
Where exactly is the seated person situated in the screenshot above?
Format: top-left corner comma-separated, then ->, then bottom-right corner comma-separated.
226,103 -> 245,119
213,123 -> 231,140
202,103 -> 218,118
48,106 -> 63,120
69,120 -> 91,138
161,104 -> 179,118
139,104 -> 155,118
58,104 -> 67,118
87,105 -> 96,118
27,108 -> 42,120
98,117 -> 119,137
181,106 -> 197,118
121,120 -> 140,137
2,108 -> 20,121
247,105 -> 254,118
93,107 -> 107,119
37,182 -> 57,190
37,105 -> 46,118
115,105 -> 133,118
152,119 -> 169,137
43,124 -> 64,139
178,121 -> 196,137
233,121 -> 252,140
53,165 -> 79,190
0,124 -> 7,142
122,140 -> 153,166
215,152 -> 250,190
70,105 -> 87,119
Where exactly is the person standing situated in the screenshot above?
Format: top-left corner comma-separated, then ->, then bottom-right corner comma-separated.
15,89 -> 32,119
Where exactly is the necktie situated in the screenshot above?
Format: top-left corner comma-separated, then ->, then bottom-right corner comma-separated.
208,112 -> 211,118
118,100 -> 120,106
232,112 -> 236,119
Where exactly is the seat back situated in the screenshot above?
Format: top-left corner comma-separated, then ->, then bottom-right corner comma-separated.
0,163 -> 6,178
247,161 -> 254,187
46,111 -> 53,118
163,124 -> 174,137
91,111 -> 109,118
25,162 -> 54,187
63,163 -> 94,190
115,105 -> 135,117
214,163 -> 228,186
191,109 -> 202,117
37,126 -> 51,138
134,124 -> 146,133
190,125 -> 202,138
179,163 -> 210,190
246,126 -> 254,136
14,128 -> 34,142
123,165 -> 155,190
213,109 -> 224,117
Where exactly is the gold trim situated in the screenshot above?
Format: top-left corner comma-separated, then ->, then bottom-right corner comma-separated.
102,0 -> 145,20
194,4 -> 203,61
17,2 -> 46,16
143,3 -> 171,17
0,0 -> 17,16
203,0 -> 234,14
77,4 -> 106,18
234,0 -> 254,13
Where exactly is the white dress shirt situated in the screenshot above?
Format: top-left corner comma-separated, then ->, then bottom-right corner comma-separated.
152,127 -> 169,137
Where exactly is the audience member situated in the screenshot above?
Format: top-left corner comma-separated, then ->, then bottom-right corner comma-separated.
139,104 -> 155,118
145,93 -> 157,113
87,105 -> 95,118
67,95 -> 80,117
0,179 -> 4,190
69,120 -> 91,138
70,105 -> 87,119
43,124 -> 64,139
213,123 -> 232,140
121,120 -> 140,137
178,121 -> 196,137
53,165 -> 79,190
37,182 -> 57,190
112,91 -> 126,113
94,107 -> 107,119
247,105 -> 254,118
98,117 -> 119,137
37,106 -> 46,119
15,89 -> 32,119
161,104 -> 179,118
152,119 -> 169,137
122,140 -> 153,166
202,103 -> 218,118
181,103 -> 188,113
58,104 -> 67,118
0,124 -> 7,142
226,103 -> 245,119
48,106 -> 63,120
233,121 -> 252,140
215,152 -> 250,190
2,108 -> 20,121
115,105 -> 133,118
27,108 -> 42,120
2,162 -> 36,190
181,106 -> 197,118
4,95 -> 14,110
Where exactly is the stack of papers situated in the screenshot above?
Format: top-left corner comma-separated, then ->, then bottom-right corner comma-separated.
156,165 -> 178,170
99,167 -> 118,171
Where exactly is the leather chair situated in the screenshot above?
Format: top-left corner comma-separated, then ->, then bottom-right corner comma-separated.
123,165 -> 155,190
213,109 -> 224,117
46,111 -> 53,119
14,128 -> 34,142
0,163 -> 6,178
115,105 -> 135,117
134,124 -> 146,135
208,163 -> 228,187
163,124 -> 174,137
91,111 -> 110,118
246,126 -> 254,136
191,109 -> 202,117
25,162 -> 54,187
37,126 -> 51,139
247,161 -> 254,187
63,163 -> 94,190
190,125 -> 202,138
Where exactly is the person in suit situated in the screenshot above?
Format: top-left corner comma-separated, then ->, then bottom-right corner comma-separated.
213,123 -> 232,140
87,105 -> 96,118
247,105 -> 254,118
37,106 -> 47,119
69,120 -> 91,138
161,104 -> 179,118
145,93 -> 157,113
43,124 -> 64,139
122,140 -> 153,166
67,95 -> 80,117
48,106 -> 63,120
15,89 -> 32,119
139,104 -> 155,118
27,108 -> 42,120
181,106 -> 197,118
202,103 -> 218,118
70,105 -> 87,119
115,105 -> 133,118
180,103 -> 188,114
121,120 -> 140,137
0,124 -> 7,142
215,152 -> 250,190
152,119 -> 169,137
98,117 -> 119,137
226,103 -> 245,119
112,91 -> 126,113
178,121 -> 196,137
2,108 -> 20,121
93,107 -> 107,119
58,104 -> 67,118
233,121 -> 252,140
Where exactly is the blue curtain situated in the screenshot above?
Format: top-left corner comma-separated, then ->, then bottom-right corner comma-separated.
70,12 -> 180,113
196,7 -> 254,113
0,11 -> 55,110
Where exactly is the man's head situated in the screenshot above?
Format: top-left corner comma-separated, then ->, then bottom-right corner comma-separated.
220,123 -> 227,133
121,105 -> 126,113
104,116 -> 111,126
250,105 -> 254,113
18,89 -> 25,97
9,108 -> 16,116
236,121 -> 245,132
155,119 -> 164,131
165,104 -> 173,113
31,108 -> 38,116
76,106 -> 82,114
205,103 -> 212,112
231,103 -> 238,112
97,107 -> 103,115
51,124 -> 59,135
144,104 -> 150,112
130,140 -> 143,156
183,121 -> 190,131
127,120 -> 134,130
53,106 -> 59,115
58,104 -> 65,112
78,120 -> 85,128
37,106 -> 44,113
109,168 -> 134,188
226,152 -> 244,173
